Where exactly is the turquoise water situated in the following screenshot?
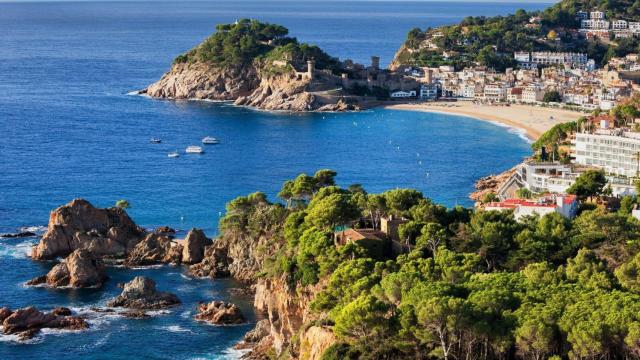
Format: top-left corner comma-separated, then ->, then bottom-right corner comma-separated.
0,1 -> 540,358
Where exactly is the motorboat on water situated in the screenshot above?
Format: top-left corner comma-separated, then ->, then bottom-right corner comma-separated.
168,151 -> 180,158
150,138 -> 162,144
185,145 -> 204,154
201,136 -> 220,145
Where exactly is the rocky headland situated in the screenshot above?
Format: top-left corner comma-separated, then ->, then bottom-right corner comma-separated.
142,19 -> 419,112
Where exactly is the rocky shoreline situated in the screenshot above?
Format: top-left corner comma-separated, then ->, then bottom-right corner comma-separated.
141,62 -> 361,112
0,198 -> 299,358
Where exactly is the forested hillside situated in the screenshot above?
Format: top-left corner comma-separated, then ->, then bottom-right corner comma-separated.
392,0 -> 640,71
221,170 -> 640,359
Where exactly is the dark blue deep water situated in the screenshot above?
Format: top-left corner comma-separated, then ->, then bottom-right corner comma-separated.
0,1 -> 545,358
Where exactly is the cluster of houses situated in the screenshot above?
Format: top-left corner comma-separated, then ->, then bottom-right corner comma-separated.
578,10 -> 640,39
394,53 -> 639,111
481,113 -> 640,221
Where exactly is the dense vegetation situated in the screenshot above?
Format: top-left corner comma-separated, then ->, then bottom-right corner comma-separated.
218,170 -> 640,359
395,0 -> 640,71
174,19 -> 340,71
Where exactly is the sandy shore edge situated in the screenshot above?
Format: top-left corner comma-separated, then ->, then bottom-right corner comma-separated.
386,102 -> 585,141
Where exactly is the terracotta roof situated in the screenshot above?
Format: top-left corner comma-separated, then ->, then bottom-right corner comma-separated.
335,228 -> 386,242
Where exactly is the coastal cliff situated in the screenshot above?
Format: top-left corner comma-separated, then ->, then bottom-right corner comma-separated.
145,62 -> 259,101
143,19 -> 362,112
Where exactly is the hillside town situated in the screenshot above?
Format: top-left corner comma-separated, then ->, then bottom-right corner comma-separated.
392,51 -> 639,112
387,8 -> 640,111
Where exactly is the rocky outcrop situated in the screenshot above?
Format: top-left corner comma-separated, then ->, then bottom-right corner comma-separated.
0,231 -> 36,238
243,319 -> 270,344
1,306 -> 87,340
194,301 -> 246,325
189,240 -> 230,278
107,276 -> 180,309
249,278 -> 323,357
27,249 -> 107,288
181,228 -> 212,264
125,233 -> 182,266
299,326 -> 337,360
31,199 -> 143,260
469,166 -> 518,202
144,62 -> 260,101
144,60 -> 359,112
195,231 -> 280,283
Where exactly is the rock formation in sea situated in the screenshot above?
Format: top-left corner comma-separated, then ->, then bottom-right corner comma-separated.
31,199 -> 144,260
181,228 -> 212,264
125,232 -> 182,266
27,249 -> 107,288
107,276 -> 180,309
194,301 -> 246,325
1,306 -> 87,340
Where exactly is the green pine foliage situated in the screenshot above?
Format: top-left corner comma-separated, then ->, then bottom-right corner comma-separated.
173,19 -> 340,72
218,170 -> 640,359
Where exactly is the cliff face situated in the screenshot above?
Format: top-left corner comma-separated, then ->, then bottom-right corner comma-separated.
251,278 -> 334,359
144,62 -> 356,112
144,62 -> 260,101
193,230 -> 334,358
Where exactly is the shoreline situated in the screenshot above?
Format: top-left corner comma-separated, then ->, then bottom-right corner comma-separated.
385,102 -> 585,141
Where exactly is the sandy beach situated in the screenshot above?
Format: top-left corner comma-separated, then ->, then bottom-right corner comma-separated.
386,102 -> 585,141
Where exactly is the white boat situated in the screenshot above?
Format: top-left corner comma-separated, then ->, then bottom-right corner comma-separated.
150,138 -> 162,144
201,136 -> 220,145
167,151 -> 180,158
185,145 -> 204,154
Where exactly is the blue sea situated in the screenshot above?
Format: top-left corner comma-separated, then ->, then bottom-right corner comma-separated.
0,1 -> 545,358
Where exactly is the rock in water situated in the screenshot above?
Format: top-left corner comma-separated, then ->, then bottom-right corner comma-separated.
0,231 -> 37,238
194,301 -> 245,325
1,306 -> 87,339
107,276 -> 180,309
181,228 -> 212,264
28,249 -> 108,288
125,233 -> 182,266
31,199 -> 144,260
0,307 -> 13,322
243,319 -> 270,343
189,240 -> 230,278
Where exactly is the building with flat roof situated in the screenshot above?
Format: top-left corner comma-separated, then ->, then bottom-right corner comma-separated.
484,194 -> 578,220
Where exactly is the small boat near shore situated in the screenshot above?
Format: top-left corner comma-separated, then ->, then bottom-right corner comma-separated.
168,151 -> 179,158
186,145 -> 204,154
201,136 -> 220,145
150,138 -> 162,144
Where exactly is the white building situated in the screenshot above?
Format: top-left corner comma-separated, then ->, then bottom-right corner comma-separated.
522,85 -> 544,103
390,90 -> 417,98
576,11 -> 589,20
630,22 -> 640,34
420,84 -> 438,100
612,20 -> 628,30
581,19 -> 610,31
484,195 -> 578,221
590,11 -> 605,20
573,129 -> 640,177
530,52 -> 589,66
483,83 -> 509,102
514,52 -> 531,62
